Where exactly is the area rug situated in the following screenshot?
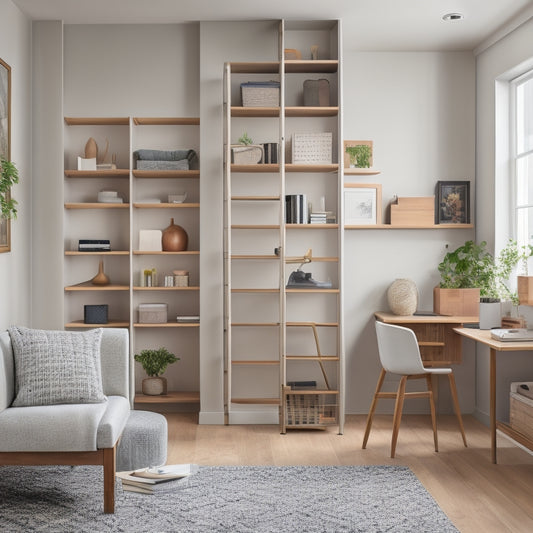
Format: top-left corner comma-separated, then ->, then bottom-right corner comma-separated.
0,465 -> 457,532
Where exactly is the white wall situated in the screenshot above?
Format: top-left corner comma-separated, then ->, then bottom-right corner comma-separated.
476,16 -> 533,424
343,51 -> 476,414
0,0 -> 32,330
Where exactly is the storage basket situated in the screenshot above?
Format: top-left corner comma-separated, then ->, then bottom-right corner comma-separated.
284,390 -> 338,427
173,270 -> 189,287
138,303 -> 168,324
240,81 -> 280,107
292,132 -> 332,164
510,382 -> 533,441
230,145 -> 264,164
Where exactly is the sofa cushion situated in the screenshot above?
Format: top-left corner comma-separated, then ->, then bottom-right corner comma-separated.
0,396 -> 129,452
8,326 -> 106,407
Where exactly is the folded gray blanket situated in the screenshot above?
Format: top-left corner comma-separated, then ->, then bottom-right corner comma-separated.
133,149 -> 196,162
137,160 -> 189,170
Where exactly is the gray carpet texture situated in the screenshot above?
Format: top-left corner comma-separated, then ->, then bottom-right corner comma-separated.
0,465 -> 458,532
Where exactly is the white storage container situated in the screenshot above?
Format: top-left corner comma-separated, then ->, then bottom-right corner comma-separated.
292,132 -> 332,164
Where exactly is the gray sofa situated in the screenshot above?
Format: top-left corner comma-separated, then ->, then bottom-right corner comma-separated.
0,327 -> 134,513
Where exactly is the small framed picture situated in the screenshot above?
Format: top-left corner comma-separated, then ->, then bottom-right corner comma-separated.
344,183 -> 382,225
436,180 -> 470,224
343,140 -> 373,169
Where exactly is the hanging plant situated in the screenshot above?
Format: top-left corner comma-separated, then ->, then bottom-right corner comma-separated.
0,156 -> 19,219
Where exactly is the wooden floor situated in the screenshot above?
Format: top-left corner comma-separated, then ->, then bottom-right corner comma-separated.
165,413 -> 533,533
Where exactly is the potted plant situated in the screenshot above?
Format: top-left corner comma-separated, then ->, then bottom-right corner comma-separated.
134,347 -> 179,396
345,144 -> 372,168
434,240 -> 494,317
0,156 -> 20,220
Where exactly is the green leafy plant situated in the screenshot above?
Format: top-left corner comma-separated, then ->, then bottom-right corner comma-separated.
345,144 -> 371,168
134,347 -> 179,377
0,156 -> 19,220
238,132 -> 253,145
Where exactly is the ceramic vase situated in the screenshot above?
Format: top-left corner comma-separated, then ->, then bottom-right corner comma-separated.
91,260 -> 110,286
162,218 -> 188,251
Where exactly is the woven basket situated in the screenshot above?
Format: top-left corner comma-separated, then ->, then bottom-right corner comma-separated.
387,278 -> 418,316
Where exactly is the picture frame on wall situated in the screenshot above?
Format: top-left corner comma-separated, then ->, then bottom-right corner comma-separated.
436,180 -> 470,224
343,140 -> 373,169
344,183 -> 382,226
0,57 -> 11,253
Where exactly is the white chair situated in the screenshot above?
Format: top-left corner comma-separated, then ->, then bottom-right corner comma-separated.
362,321 -> 467,458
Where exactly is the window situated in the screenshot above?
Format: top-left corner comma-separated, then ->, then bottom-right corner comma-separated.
512,70 -> 533,247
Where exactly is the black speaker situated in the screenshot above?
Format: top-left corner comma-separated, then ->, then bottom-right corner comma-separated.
84,304 -> 109,324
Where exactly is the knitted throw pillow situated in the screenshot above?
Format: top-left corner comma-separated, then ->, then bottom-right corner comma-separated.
8,326 -> 107,407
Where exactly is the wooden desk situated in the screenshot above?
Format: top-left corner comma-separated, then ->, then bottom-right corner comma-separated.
454,327 -> 533,464
375,312 -> 479,366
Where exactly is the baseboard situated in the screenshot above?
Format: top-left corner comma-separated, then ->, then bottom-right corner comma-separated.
198,411 -> 225,425
473,408 -> 490,427
228,411 -> 279,425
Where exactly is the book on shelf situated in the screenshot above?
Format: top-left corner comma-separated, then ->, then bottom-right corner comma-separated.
288,380 -> 317,390
262,142 -> 278,164
176,315 -> 200,323
285,194 -> 308,224
78,239 -> 111,252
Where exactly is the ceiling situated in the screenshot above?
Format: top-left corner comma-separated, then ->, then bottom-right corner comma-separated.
11,0 -> 533,52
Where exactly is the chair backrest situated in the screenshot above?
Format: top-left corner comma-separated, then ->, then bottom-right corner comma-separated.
0,331 -> 15,412
375,321 -> 426,375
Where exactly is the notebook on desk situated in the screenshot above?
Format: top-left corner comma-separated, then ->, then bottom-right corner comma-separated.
490,328 -> 533,342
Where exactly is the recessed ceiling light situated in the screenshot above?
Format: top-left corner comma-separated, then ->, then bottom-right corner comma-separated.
442,12 -> 464,22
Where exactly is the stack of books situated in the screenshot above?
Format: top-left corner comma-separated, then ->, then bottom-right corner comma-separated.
117,464 -> 198,495
309,211 -> 336,224
78,239 -> 111,252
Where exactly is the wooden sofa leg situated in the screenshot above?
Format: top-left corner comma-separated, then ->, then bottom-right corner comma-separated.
103,447 -> 116,514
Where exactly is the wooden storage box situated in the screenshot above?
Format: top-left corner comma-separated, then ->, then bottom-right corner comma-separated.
292,132 -> 332,164
510,382 -> 533,441
240,81 -> 280,107
518,276 -> 533,305
138,303 -> 168,324
390,196 -> 435,226
433,287 -> 480,317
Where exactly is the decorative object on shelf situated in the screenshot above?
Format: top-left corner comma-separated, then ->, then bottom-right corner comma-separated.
168,193 -> 187,203
436,180 -> 470,224
311,45 -> 319,60
285,194 -> 308,224
84,137 -> 97,159
77,156 -> 96,170
162,218 -> 188,252
141,268 -> 157,287
240,81 -> 280,107
303,79 -> 330,107
389,196 -> 434,226
292,132 -> 332,164
343,140 -> 373,168
284,48 -> 302,60
387,279 -> 418,316
173,269 -> 189,287
97,190 -> 123,203
231,132 -> 264,164
261,142 -> 278,164
0,57 -> 14,254
139,229 -> 162,252
138,303 -> 167,324
134,347 -> 179,396
91,260 -> 110,286
84,304 -> 108,324
286,269 -> 332,289
238,132 -> 253,145
133,148 -> 197,171
344,183 -> 382,225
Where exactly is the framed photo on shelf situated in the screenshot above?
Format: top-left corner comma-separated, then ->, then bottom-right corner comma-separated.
343,140 -> 373,169
436,180 -> 470,224
344,183 -> 382,225
0,57 -> 11,253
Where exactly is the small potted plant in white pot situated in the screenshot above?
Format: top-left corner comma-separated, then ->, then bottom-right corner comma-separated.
134,347 -> 179,396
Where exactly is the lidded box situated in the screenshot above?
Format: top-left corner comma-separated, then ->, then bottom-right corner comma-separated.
240,81 -> 280,107
139,303 -> 168,324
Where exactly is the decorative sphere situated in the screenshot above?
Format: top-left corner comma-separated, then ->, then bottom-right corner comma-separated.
162,218 -> 188,252
387,278 -> 418,316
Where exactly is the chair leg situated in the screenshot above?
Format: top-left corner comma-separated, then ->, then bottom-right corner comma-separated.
103,446 -> 116,514
390,375 -> 407,458
362,368 -> 386,449
426,375 -> 438,453
448,372 -> 467,447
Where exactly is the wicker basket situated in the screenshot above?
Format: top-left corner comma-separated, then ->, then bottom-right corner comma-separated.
387,278 -> 418,315
241,82 -> 280,107
510,382 -> 533,441
284,390 -> 338,427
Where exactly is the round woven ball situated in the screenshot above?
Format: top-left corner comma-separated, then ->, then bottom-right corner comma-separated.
387,278 -> 418,316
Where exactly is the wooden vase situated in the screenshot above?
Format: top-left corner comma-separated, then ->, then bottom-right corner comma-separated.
162,218 -> 188,251
91,260 -> 110,286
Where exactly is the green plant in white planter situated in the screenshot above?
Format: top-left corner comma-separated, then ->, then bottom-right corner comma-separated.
134,347 -> 179,396
0,156 -> 20,220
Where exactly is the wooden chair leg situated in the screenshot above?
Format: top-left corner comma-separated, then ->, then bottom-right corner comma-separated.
103,446 -> 116,514
362,368 -> 387,449
426,375 -> 438,453
448,372 -> 467,447
390,375 -> 407,458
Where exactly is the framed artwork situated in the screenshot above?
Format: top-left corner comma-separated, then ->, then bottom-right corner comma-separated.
343,140 -> 373,169
436,180 -> 470,224
344,183 -> 382,225
0,57 -> 11,253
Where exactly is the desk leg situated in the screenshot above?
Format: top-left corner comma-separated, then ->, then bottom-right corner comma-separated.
490,348 -> 497,464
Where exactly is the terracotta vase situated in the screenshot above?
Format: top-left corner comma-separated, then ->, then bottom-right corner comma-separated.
162,218 -> 188,251
142,377 -> 167,396
91,260 -> 110,286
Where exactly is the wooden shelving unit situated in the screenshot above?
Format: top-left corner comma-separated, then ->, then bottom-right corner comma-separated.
63,115 -> 201,411
223,20 -> 344,431
345,223 -> 474,230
